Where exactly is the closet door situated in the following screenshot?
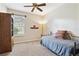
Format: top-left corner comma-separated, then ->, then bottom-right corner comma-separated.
0,13 -> 12,53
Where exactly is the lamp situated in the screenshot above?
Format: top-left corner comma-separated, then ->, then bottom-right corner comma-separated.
38,20 -> 47,37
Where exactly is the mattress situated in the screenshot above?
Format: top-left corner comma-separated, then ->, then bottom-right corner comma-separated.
41,36 -> 79,56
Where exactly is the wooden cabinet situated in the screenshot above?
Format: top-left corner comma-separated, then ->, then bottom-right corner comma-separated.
0,12 -> 12,54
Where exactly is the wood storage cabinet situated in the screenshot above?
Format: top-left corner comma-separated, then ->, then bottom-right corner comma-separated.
0,12 -> 12,54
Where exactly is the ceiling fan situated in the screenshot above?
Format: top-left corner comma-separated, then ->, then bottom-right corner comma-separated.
24,3 -> 46,12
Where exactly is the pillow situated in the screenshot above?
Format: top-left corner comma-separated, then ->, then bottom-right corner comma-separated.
67,31 -> 74,40
55,30 -> 66,39
55,30 -> 72,40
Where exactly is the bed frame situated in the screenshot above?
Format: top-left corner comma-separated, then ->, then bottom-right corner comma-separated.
40,40 -> 79,56
73,42 -> 76,56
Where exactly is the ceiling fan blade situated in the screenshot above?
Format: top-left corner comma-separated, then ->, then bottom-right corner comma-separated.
38,3 -> 46,6
37,7 -> 43,12
31,7 -> 35,12
24,5 -> 33,7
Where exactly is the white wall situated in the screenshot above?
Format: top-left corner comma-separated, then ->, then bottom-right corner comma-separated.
46,3 -> 79,36
7,9 -> 42,44
76,4 -> 79,35
0,3 -> 7,12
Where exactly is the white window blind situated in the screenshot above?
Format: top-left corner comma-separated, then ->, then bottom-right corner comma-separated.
11,15 -> 25,36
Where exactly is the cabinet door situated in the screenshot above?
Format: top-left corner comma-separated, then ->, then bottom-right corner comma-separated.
0,13 -> 12,53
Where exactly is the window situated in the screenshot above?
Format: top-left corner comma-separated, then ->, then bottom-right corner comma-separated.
11,15 -> 25,36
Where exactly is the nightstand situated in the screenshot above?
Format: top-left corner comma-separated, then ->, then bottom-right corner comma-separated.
41,34 -> 50,37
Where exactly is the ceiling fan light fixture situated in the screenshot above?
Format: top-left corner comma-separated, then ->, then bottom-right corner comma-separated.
24,3 -> 46,12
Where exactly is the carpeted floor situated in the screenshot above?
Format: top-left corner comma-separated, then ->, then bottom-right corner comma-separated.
0,40 -> 56,56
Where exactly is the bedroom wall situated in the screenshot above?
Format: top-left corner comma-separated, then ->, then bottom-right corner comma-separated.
0,3 -> 7,12
76,4 -> 79,35
7,9 -> 43,44
46,3 -> 79,36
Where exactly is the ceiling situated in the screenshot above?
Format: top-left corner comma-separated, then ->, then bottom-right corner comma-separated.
4,3 -> 64,15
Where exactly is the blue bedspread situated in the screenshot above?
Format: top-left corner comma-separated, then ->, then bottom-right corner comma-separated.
41,36 -> 79,56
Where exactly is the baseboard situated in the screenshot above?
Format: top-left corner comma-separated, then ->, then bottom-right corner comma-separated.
13,39 -> 40,45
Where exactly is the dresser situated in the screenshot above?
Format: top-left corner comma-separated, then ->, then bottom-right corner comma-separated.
0,12 -> 12,54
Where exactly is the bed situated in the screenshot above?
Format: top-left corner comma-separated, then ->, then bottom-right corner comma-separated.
40,36 -> 79,56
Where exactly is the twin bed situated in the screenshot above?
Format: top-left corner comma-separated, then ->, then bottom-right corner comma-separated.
41,35 -> 79,56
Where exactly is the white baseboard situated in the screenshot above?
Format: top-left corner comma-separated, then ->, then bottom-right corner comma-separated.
13,39 -> 40,45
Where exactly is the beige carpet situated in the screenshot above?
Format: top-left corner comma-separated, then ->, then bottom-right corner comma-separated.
0,41 -> 56,56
